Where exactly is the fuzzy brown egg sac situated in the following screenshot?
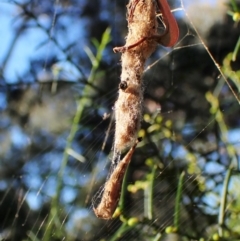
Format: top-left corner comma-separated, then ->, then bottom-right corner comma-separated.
114,0 -> 158,154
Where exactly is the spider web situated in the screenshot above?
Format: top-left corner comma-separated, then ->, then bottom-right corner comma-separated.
0,0 -> 240,240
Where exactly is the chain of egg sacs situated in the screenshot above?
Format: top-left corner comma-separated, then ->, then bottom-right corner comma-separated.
93,0 -> 179,219
93,0 -> 158,219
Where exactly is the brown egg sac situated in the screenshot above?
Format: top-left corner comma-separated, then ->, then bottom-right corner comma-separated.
93,139 -> 141,219
113,0 -> 158,156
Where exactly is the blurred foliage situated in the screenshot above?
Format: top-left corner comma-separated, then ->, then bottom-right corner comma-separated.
0,0 -> 240,241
